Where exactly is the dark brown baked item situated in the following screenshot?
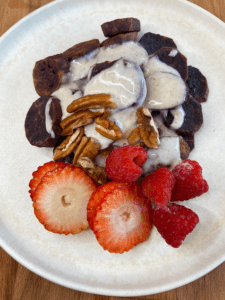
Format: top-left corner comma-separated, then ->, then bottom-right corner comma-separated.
89,60 -> 117,79
63,39 -> 100,61
101,32 -> 138,48
101,18 -> 140,37
33,39 -> 100,96
139,32 -> 177,55
33,54 -> 70,97
25,96 -> 62,147
155,47 -> 188,81
180,133 -> 195,151
163,94 -> 203,136
186,66 -> 209,103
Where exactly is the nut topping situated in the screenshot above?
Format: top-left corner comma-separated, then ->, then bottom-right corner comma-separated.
95,117 -> 123,140
53,127 -> 84,160
127,127 -> 141,145
136,107 -> 160,149
77,157 -> 107,185
60,110 -> 104,136
73,137 -> 101,165
67,94 -> 117,114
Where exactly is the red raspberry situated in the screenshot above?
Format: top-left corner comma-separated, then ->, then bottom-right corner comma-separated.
104,145 -> 148,183
141,168 -> 175,206
153,203 -> 199,248
171,159 -> 209,201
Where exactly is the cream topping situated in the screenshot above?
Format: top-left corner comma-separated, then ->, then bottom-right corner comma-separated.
45,98 -> 55,139
143,55 -> 179,77
84,123 -> 112,149
142,136 -> 181,175
110,107 -> 137,147
144,71 -> 187,109
52,83 -> 83,118
97,41 -> 148,66
84,58 -> 147,111
170,105 -> 185,130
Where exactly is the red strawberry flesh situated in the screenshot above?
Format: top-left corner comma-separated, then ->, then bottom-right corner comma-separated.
92,182 -> 152,253
29,161 -> 67,198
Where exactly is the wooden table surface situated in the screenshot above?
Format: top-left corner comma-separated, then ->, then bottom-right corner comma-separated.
0,0 -> 225,299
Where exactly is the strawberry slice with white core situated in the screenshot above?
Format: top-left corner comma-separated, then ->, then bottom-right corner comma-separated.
32,165 -> 97,235
29,161 -> 67,198
92,182 -> 152,253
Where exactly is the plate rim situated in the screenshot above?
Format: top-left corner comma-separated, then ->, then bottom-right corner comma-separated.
0,0 -> 225,296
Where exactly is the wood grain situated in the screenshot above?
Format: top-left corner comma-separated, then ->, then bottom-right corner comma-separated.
0,0 -> 225,299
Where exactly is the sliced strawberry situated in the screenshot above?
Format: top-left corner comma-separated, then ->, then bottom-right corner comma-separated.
141,168 -> 176,206
153,203 -> 199,248
87,182 -> 117,231
32,165 -> 97,235
92,182 -> 152,253
29,161 -> 67,198
171,159 -> 209,201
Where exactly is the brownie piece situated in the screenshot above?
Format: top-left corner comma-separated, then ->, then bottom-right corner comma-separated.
156,47 -> 188,81
33,39 -> 100,96
139,32 -> 177,55
186,66 -> 209,103
101,32 -> 138,48
164,94 -> 203,136
25,96 -> 62,147
101,18 -> 140,37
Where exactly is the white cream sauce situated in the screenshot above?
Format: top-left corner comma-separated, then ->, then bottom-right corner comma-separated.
110,107 -> 137,147
97,41 -> 148,66
84,58 -> 146,111
45,98 -> 55,139
144,55 -> 179,77
142,136 -> 181,175
168,49 -> 178,57
52,84 -> 83,119
84,123 -> 113,149
144,71 -> 187,109
170,105 -> 185,130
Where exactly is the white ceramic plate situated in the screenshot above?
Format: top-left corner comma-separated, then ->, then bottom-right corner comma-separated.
0,0 -> 225,296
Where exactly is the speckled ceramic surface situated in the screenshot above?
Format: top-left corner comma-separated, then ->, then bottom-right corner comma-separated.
0,0 -> 225,296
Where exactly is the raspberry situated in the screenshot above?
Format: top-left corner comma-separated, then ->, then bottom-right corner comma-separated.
171,159 -> 209,201
141,168 -> 175,206
105,145 -> 148,183
153,203 -> 199,248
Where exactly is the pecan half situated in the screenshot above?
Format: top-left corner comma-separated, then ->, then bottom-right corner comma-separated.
95,117 -> 122,140
53,127 -> 84,160
77,157 -> 107,185
60,110 -> 104,136
67,94 -> 117,113
179,136 -> 190,160
136,107 -> 160,149
127,127 -> 141,145
73,137 -> 101,165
